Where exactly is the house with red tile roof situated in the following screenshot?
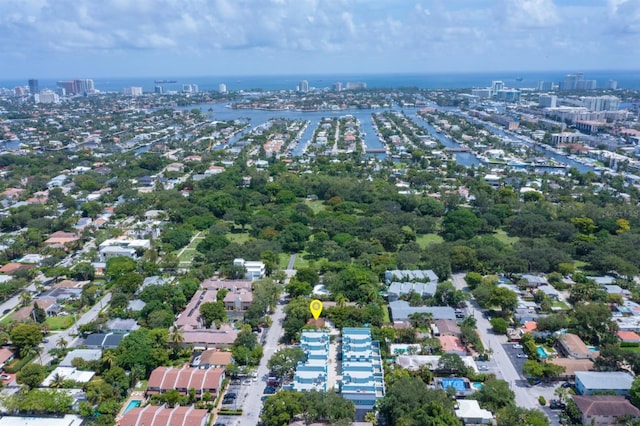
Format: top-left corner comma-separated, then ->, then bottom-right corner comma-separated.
618,331 -> 640,343
146,366 -> 224,398
438,335 -> 467,356
44,231 -> 80,246
119,405 -> 209,426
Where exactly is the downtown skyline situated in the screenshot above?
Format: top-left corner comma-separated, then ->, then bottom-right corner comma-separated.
1,0 -> 639,79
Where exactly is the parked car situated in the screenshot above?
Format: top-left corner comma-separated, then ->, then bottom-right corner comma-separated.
242,379 -> 252,385
550,400 -> 566,410
264,386 -> 277,394
561,382 -> 572,388
516,353 -> 528,358
512,344 -> 523,349
478,365 -> 489,371
42,339 -> 49,344
0,374 -> 11,380
225,392 -> 237,398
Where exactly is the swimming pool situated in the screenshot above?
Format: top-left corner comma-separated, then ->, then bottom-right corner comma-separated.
472,382 -> 483,390
123,400 -> 141,414
537,346 -> 548,359
441,378 -> 466,392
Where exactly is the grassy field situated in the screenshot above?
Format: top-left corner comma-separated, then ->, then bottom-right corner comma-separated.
305,200 -> 326,214
416,233 -> 444,248
494,230 -> 519,245
226,232 -> 252,244
45,315 -> 75,330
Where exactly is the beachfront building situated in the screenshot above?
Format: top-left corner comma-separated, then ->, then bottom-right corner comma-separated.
292,330 -> 330,392
339,328 -> 385,416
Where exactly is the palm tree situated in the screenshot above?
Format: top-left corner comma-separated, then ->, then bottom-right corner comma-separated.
50,372 -> 65,388
19,291 -> 31,307
169,326 -> 184,349
102,349 -> 117,369
335,294 -> 349,308
56,337 -> 68,351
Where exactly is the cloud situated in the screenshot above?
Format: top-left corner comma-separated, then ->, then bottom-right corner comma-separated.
608,0 -> 640,34
501,0 -> 561,28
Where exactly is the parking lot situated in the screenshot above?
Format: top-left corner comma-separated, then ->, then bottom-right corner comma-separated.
213,380 -> 249,426
502,343 -> 530,373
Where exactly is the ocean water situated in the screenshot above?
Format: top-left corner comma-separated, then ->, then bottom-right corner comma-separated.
2,70 -> 639,93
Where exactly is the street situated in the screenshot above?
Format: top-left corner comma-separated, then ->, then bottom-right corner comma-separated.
216,254 -> 295,425
451,273 -> 560,424
38,292 -> 112,366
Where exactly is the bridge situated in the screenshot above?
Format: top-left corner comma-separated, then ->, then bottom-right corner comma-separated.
444,147 -> 472,153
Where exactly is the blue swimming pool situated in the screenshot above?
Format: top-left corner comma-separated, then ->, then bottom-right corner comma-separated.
441,378 -> 466,392
537,346 -> 548,359
472,382 -> 483,390
123,400 -> 141,414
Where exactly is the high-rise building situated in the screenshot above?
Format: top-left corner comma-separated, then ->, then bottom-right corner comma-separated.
537,81 -> 553,91
332,82 -> 342,92
74,78 -> 94,95
299,80 -> 309,93
495,89 -> 520,103
14,86 -> 24,97
539,94 -> 557,108
182,84 -> 198,93
28,79 -> 39,95
491,80 -> 504,96
123,86 -> 143,96
607,80 -> 618,90
154,85 -> 163,94
345,81 -> 367,90
57,81 -> 75,95
35,90 -> 59,104
219,83 -> 227,94
582,95 -> 620,112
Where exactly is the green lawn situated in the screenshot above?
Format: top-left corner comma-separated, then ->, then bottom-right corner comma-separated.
551,300 -> 570,310
622,346 -> 640,354
226,232 -> 251,244
574,260 -> 588,269
382,305 -> 391,324
45,315 -> 75,330
305,200 -> 326,214
178,248 -> 197,263
494,230 -> 519,245
416,233 -> 444,248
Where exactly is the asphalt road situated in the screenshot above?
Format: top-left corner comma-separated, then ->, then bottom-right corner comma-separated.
216,254 -> 296,425
38,292 -> 112,366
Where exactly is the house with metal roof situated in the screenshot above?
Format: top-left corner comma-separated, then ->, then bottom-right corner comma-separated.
389,301 -> 456,322
292,330 -> 329,392
575,371 -> 635,396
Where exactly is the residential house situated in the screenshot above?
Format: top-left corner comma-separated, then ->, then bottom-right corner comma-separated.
395,355 -> 479,373
438,335 -> 467,356
455,399 -> 494,425
548,358 -> 594,379
0,349 -> 15,370
44,231 -> 79,248
38,287 -> 82,302
192,350 -> 233,369
571,395 -> 640,425
138,275 -> 173,292
106,318 -> 140,334
432,319 -> 462,337
233,258 -> 266,280
12,299 -> 60,321
0,262 -> 35,275
618,331 -> 640,344
557,333 -> 596,360
119,405 -> 209,426
340,328 -> 385,417
98,239 -> 150,262
387,281 -> 437,302
42,367 -> 95,386
83,333 -> 127,349
60,349 -> 103,367
146,366 -> 225,398
575,371 -> 635,396
519,274 -> 548,287
223,291 -> 253,311
385,269 -> 438,285
0,415 -> 84,426
293,331 -> 329,392
389,301 -> 456,322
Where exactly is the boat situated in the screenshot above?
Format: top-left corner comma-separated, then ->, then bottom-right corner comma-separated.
515,77 -> 523,82
154,79 -> 177,84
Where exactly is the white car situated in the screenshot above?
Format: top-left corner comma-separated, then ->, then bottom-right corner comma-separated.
512,344 -> 523,349
478,365 -> 489,371
516,353 -> 528,358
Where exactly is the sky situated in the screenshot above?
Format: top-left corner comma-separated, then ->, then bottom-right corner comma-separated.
1,0 -> 639,78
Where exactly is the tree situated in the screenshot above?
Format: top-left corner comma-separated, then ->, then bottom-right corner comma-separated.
10,323 -> 42,355
261,390 -> 306,426
437,353 -> 469,376
474,379 -> 515,412
267,347 -> 306,380
105,256 -> 136,282
488,287 -> 518,316
378,376 -> 459,426
56,337 -> 68,351
630,376 -> 640,408
16,363 -> 47,388
199,301 -> 226,327
441,208 -> 481,241
490,317 -> 509,334
497,405 -> 549,426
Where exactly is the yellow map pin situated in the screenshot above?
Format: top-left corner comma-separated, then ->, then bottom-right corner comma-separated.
310,299 -> 323,320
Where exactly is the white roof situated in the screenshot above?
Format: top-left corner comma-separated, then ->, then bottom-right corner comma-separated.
455,399 -> 493,421
42,367 -> 95,386
0,415 -> 84,426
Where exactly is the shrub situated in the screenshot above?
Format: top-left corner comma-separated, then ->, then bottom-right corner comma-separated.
538,396 -> 546,406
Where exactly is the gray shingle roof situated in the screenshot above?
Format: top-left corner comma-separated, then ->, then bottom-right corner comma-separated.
389,301 -> 456,321
576,371 -> 634,390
